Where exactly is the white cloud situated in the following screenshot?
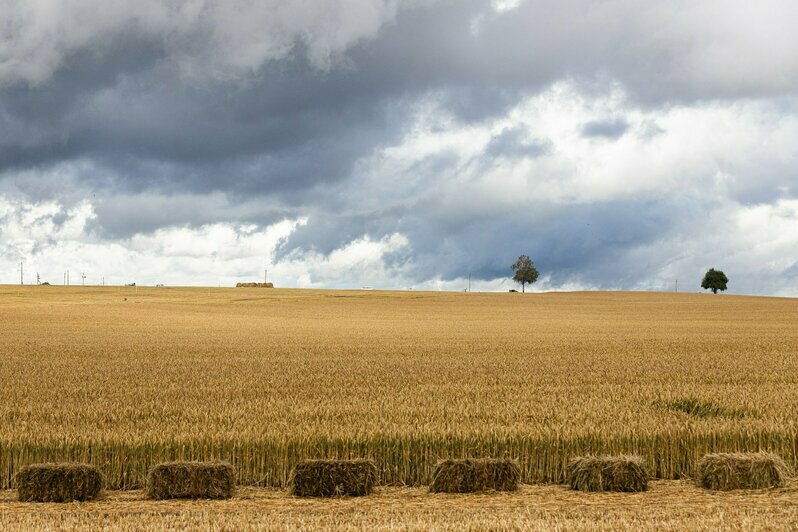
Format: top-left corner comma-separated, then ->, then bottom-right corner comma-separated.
491,0 -> 523,13
356,81 -> 798,209
0,195 -> 417,289
280,233 -> 410,288
0,195 -> 304,286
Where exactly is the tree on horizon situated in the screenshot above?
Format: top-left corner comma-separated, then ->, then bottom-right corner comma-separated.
701,268 -> 729,294
511,255 -> 539,293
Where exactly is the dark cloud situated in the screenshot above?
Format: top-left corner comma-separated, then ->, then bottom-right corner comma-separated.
581,118 -> 630,140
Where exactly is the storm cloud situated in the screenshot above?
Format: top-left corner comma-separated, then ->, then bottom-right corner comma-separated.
2,0 -> 798,293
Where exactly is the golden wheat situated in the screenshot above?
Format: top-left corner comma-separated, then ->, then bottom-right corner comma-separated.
1,286 -> 797,489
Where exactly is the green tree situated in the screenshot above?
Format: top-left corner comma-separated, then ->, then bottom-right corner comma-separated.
511,255 -> 539,293
701,268 -> 728,294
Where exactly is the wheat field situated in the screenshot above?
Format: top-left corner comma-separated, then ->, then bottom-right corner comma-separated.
1,285 -> 798,493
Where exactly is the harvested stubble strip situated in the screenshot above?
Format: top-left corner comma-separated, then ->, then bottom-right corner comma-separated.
567,455 -> 649,492
697,452 -> 789,491
16,463 -> 103,502
146,461 -> 236,500
288,459 -> 378,497
429,458 -> 521,493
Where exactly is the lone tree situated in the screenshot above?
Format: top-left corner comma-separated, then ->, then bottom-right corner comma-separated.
701,268 -> 729,294
511,255 -> 539,293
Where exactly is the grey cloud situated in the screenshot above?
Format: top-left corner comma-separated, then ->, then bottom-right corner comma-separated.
0,0 -> 409,87
88,193 -> 295,239
4,0 -> 798,192
277,195 -> 687,288
581,118 -> 630,140
485,127 -> 550,158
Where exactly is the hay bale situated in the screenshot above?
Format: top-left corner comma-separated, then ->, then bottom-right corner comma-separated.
697,452 -> 788,490
16,463 -> 103,502
146,461 -> 236,499
567,455 -> 649,492
429,458 -> 521,493
288,459 -> 378,497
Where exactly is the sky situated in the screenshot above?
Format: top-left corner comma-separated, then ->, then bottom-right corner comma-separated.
1,0 -> 798,294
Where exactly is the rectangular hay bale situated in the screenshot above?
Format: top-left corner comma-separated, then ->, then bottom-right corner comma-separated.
429,458 -> 521,493
16,463 -> 103,502
567,455 -> 649,492
697,452 -> 788,490
146,461 -> 236,499
288,459 -> 378,497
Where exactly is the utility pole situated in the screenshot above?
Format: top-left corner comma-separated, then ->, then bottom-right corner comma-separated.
36,273 -> 40,285
264,268 -> 268,284
675,279 -> 678,293
81,272 -> 86,286
19,261 -> 23,285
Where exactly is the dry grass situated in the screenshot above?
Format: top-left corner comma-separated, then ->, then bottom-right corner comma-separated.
146,461 -> 235,499
429,458 -> 520,492
15,463 -> 102,502
3,482 -> 798,530
567,455 -> 649,492
288,459 -> 378,497
1,286 -> 798,490
697,452 -> 789,490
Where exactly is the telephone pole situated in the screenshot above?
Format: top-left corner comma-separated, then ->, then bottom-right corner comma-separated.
19,261 -> 23,285
675,279 -> 678,293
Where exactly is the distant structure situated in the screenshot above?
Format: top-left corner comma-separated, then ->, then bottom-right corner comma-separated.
236,282 -> 274,288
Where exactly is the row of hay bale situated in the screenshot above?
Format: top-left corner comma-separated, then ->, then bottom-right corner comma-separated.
568,452 -> 789,492
13,452 -> 790,502
16,462 -> 237,502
